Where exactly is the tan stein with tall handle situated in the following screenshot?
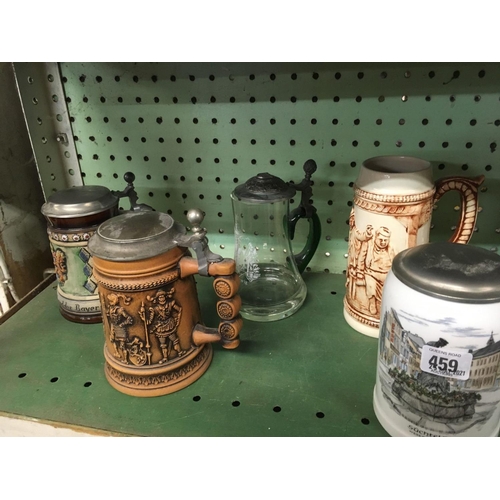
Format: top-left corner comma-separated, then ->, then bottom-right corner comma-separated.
88,208 -> 242,397
40,172 -> 151,324
344,156 -> 484,338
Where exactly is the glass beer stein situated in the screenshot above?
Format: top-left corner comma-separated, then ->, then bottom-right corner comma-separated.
231,160 -> 321,322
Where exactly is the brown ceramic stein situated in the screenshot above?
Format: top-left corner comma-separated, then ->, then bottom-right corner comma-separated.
41,173 -> 151,324
87,208 -> 242,397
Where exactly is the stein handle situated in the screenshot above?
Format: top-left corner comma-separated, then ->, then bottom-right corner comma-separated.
111,172 -> 154,212
288,209 -> 322,273
287,159 -> 322,273
434,175 -> 485,244
179,258 -> 242,349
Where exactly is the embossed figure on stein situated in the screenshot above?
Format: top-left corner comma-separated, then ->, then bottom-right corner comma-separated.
52,248 -> 68,285
347,221 -> 396,318
105,293 -> 134,363
140,288 -> 186,364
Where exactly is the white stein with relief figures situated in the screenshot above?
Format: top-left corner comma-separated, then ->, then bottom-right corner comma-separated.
343,155 -> 484,338
373,242 -> 500,437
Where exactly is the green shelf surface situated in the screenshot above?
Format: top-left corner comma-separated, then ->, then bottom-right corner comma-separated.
0,272 -> 388,437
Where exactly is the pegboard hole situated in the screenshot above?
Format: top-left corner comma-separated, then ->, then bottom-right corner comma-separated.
399,119 -> 405,125
193,395 -> 201,402
32,97 -> 38,105
425,96 -> 431,102
83,382 -> 92,387
50,377 -> 59,383
273,406 -> 282,413
478,70 -> 486,78
470,119 -> 477,126
422,119 -> 429,125
18,373 -> 27,378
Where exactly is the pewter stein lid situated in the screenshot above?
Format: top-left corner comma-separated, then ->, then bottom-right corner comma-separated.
392,242 -> 500,303
41,185 -> 118,218
233,172 -> 296,202
88,210 -> 188,261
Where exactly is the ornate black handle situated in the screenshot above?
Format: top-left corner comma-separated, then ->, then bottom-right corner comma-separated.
288,159 -> 322,273
111,172 -> 154,212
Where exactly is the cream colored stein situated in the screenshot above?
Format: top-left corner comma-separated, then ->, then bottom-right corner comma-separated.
344,155 -> 484,338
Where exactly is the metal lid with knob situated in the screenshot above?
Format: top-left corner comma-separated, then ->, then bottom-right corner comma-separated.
41,172 -> 151,219
88,208 -> 223,271
41,185 -> 118,218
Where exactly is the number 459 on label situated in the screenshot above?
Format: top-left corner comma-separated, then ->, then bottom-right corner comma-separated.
420,345 -> 472,381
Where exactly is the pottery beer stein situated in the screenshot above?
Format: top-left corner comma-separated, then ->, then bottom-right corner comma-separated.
41,172 -> 150,323
374,242 -> 500,437
87,208 -> 242,397
344,155 -> 484,338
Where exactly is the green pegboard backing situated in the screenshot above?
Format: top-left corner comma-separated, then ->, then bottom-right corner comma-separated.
17,62 -> 500,272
